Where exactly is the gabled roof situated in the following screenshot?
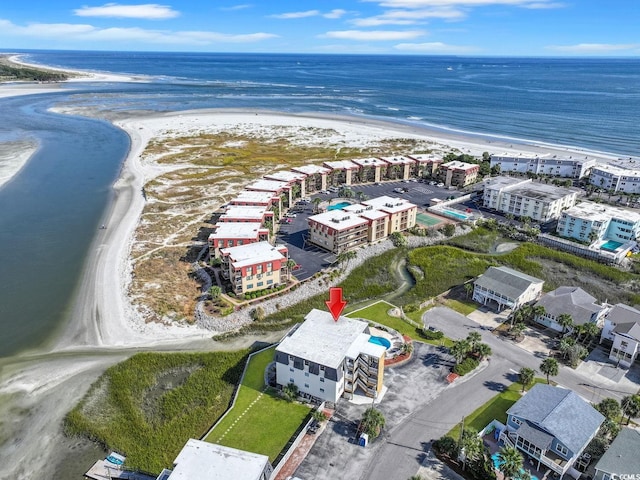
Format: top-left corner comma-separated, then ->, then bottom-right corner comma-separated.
535,286 -> 603,326
474,266 -> 543,300
507,384 -> 604,454
594,427 -> 640,475
607,305 -> 640,340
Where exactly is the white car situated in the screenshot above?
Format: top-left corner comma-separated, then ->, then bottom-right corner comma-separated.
437,182 -> 445,187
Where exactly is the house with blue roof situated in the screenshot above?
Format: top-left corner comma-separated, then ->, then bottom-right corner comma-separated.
499,384 -> 604,478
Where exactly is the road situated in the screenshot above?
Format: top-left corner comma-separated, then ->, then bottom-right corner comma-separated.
360,306 -> 639,480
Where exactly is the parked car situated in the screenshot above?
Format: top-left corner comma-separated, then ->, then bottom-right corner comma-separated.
437,182 -> 445,187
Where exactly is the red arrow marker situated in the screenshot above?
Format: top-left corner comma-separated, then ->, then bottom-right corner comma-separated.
325,287 -> 347,322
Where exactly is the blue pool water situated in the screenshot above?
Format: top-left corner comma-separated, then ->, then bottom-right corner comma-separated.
601,240 -> 623,251
491,453 -> 539,480
442,209 -> 470,220
369,336 -> 392,349
328,202 -> 352,211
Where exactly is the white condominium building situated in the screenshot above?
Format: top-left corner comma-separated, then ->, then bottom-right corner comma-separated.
483,177 -> 578,222
490,153 -> 596,178
275,309 -> 386,403
589,160 -> 640,194
556,201 -> 640,245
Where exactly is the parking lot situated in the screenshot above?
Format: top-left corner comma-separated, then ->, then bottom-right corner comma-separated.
276,180 -> 462,281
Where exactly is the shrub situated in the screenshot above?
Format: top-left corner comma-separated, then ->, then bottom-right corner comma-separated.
418,328 -> 444,340
441,224 -> 456,237
453,357 -> 479,376
433,435 -> 458,458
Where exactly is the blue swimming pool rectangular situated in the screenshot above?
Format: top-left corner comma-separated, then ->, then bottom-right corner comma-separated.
327,201 -> 352,211
601,240 -> 623,251
442,209 -> 470,220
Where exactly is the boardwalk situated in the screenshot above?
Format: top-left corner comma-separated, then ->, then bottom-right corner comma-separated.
84,460 -> 157,480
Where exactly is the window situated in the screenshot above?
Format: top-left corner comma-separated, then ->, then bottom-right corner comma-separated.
246,284 -> 253,289
556,444 -> 568,456
320,388 -> 325,393
304,383 -> 309,388
512,417 -> 522,426
246,267 -> 252,275
320,377 -> 325,383
257,282 -> 263,287
289,378 -> 294,383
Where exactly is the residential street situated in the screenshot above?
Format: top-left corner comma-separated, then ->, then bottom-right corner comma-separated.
358,306 -> 640,480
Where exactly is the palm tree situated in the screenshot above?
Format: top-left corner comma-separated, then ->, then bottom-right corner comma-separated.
595,398 -> 621,422
511,322 -> 526,340
312,197 -> 322,213
621,395 -> 640,425
558,338 -> 574,359
361,407 -> 386,439
531,305 -> 546,323
467,331 -> 482,350
582,322 -> 600,345
464,282 -> 474,299
519,469 -> 533,480
459,429 -> 483,471
209,285 -> 221,300
540,357 -> 559,384
519,367 -> 535,392
449,339 -> 471,364
557,313 -> 574,335
474,343 -> 492,360
497,446 -> 523,480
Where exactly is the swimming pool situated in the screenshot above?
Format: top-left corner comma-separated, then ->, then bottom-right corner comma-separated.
327,201 -> 352,211
442,209 -> 470,221
369,336 -> 392,349
601,240 -> 623,251
491,453 -> 539,480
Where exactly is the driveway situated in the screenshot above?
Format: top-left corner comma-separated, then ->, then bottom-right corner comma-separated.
293,342 -> 455,480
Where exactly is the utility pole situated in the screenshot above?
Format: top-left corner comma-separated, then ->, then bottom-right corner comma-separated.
458,415 -> 466,467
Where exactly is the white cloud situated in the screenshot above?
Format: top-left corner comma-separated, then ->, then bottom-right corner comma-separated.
546,43 -> 640,53
0,18 -> 277,44
352,8 -> 465,26
365,0 -> 563,8
270,10 -> 320,19
394,41 -> 479,53
323,9 -> 347,19
521,1 -> 565,7
73,3 -> 179,19
220,4 -> 252,11
322,29 -> 425,41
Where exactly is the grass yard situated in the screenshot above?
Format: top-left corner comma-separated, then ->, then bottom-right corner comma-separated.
447,378 -> 546,440
442,298 -> 478,316
204,346 -> 311,462
347,301 -> 454,347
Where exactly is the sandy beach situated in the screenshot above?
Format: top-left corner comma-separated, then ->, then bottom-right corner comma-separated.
0,58 -> 633,478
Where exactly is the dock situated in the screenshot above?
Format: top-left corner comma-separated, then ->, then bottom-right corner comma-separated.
84,460 -> 157,480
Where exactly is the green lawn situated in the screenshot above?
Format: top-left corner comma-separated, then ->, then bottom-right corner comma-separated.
204,346 -> 311,462
347,300 -> 421,340
443,298 -> 478,316
448,378 -> 546,440
347,301 -> 454,347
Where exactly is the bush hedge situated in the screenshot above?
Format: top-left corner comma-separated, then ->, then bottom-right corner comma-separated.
453,357 -> 479,376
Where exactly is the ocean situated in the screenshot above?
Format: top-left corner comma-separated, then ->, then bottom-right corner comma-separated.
1,50 -> 640,358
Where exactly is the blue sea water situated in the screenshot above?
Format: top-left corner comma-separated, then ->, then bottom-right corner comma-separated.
1,50 -> 640,358
15,50 -> 640,156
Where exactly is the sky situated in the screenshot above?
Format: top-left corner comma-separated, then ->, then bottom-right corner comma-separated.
1,1 -> 639,56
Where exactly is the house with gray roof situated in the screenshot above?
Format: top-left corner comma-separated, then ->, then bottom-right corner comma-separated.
473,266 -> 544,312
600,304 -> 640,368
594,427 -> 640,480
534,286 -> 607,333
500,384 -> 604,478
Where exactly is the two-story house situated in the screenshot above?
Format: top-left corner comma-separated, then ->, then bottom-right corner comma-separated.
600,304 -> 640,368
473,266 -> 544,312
533,286 -> 607,333
500,384 -> 604,478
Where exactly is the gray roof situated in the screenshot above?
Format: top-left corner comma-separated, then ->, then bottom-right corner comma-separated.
594,427 -> 640,475
607,304 -> 640,340
276,309 -> 369,369
517,421 -> 554,450
507,384 -> 604,454
475,266 -> 544,300
535,287 -> 603,326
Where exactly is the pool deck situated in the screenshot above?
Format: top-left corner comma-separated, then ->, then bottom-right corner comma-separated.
484,434 -> 555,480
